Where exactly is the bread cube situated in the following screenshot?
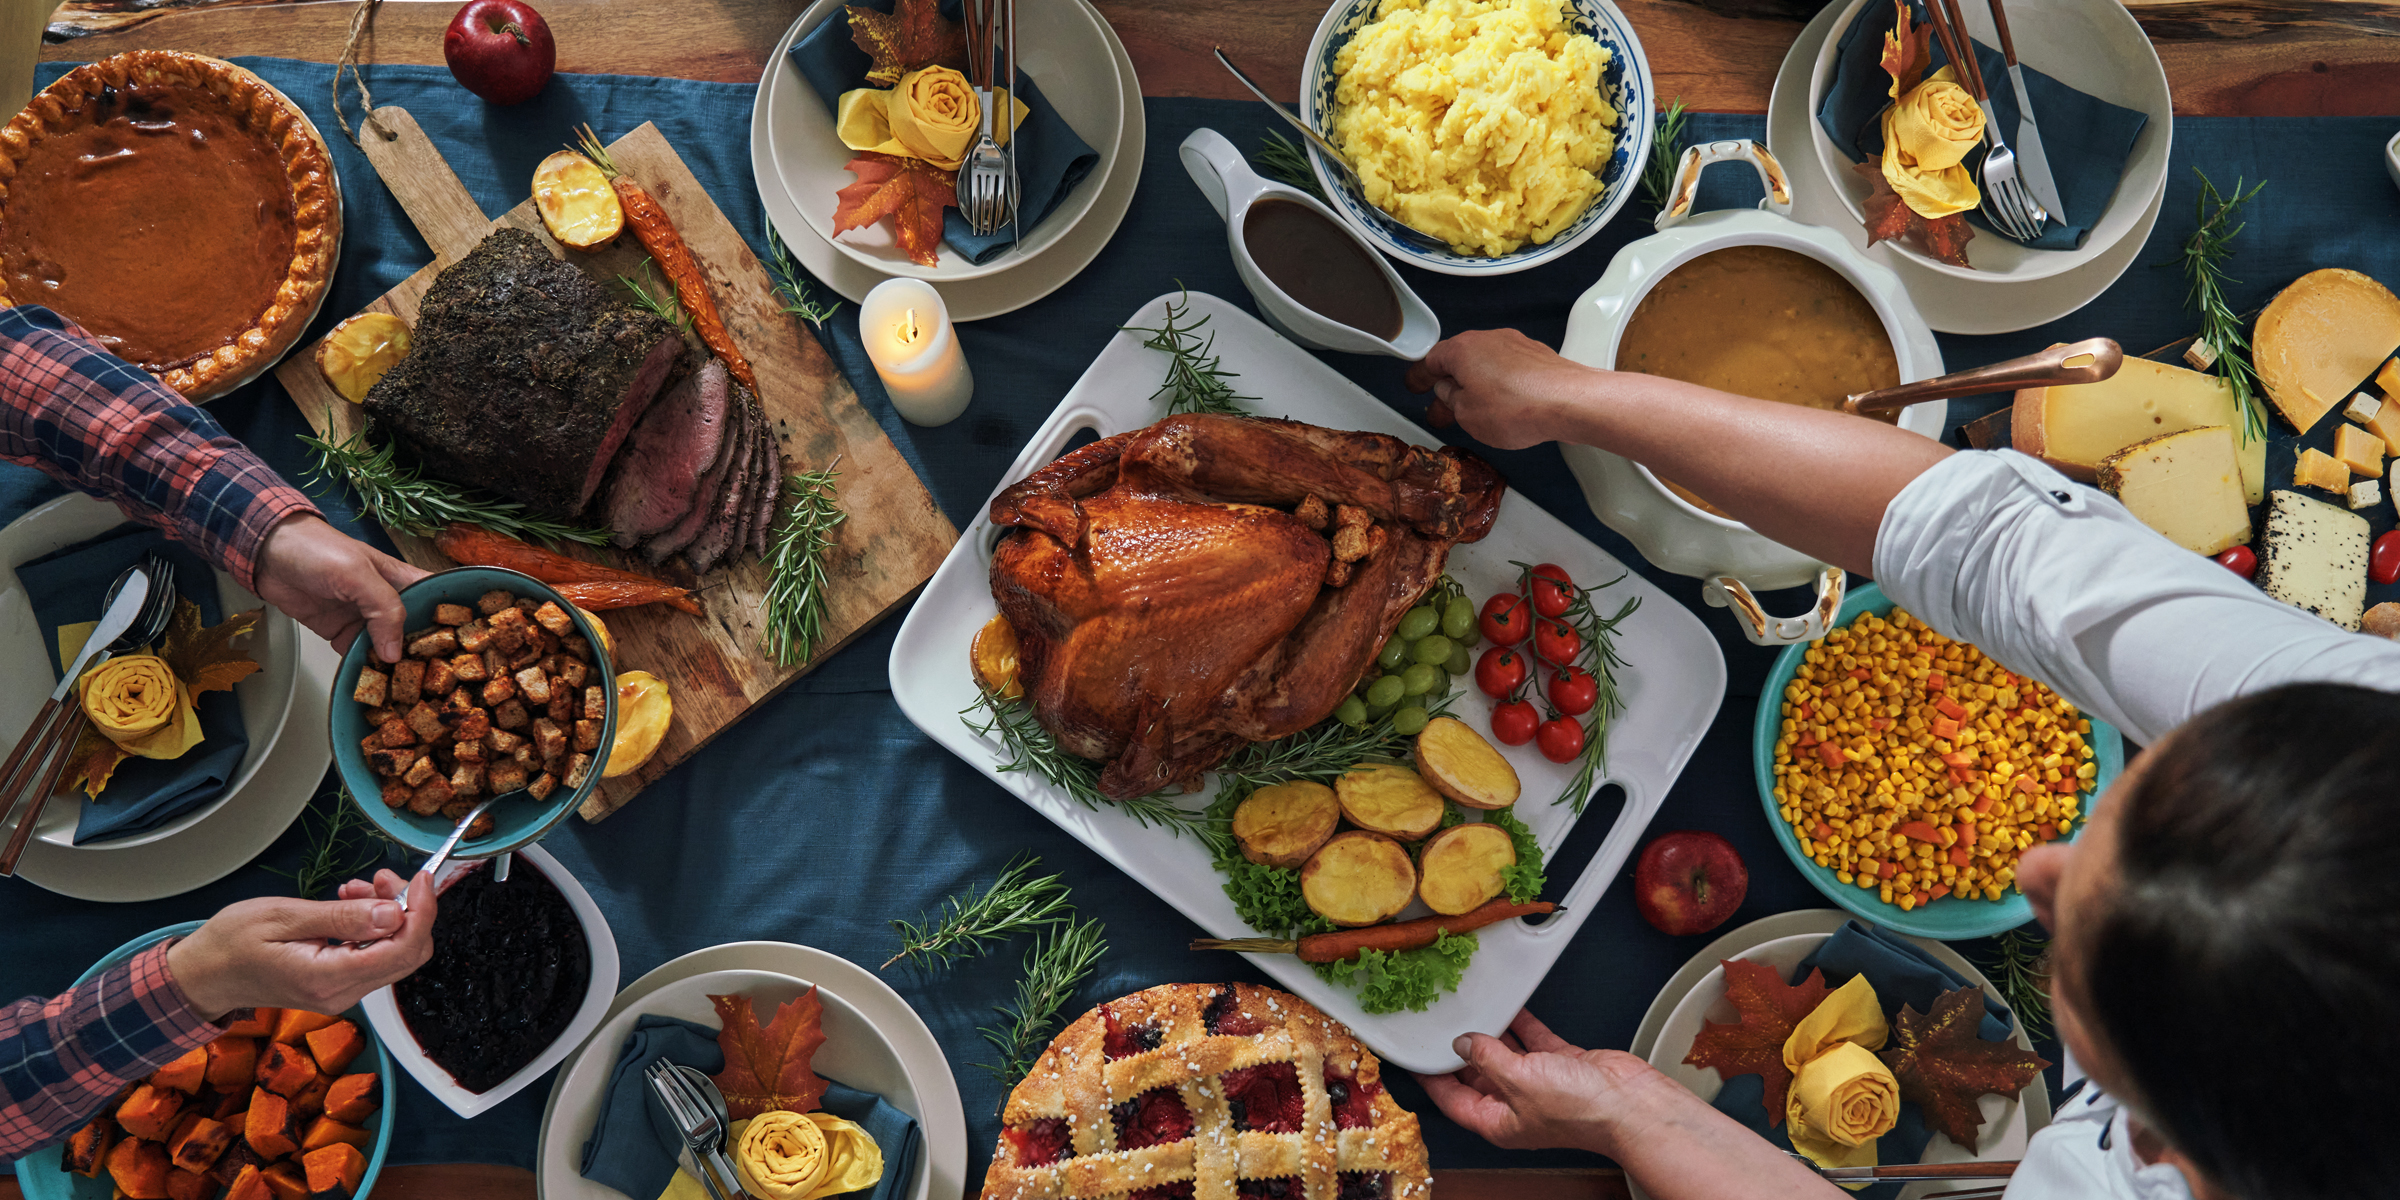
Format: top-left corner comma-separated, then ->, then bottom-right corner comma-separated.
449,762 -> 484,796
573,719 -> 602,752
476,590 -> 515,616
389,659 -> 424,707
433,603 -> 474,627
378,780 -> 411,809
451,737 -> 486,763
456,619 -> 493,653
564,752 -> 595,788
406,628 -> 459,658
401,755 -> 437,788
351,667 -> 388,708
486,728 -> 525,755
533,601 -> 575,636
486,760 -> 529,793
407,778 -> 454,815
562,636 -> 593,661
556,659 -> 588,689
532,628 -> 562,657
449,708 -> 491,742
486,607 -> 529,652
515,667 -> 553,706
532,718 -> 568,761
421,657 -> 457,696
364,747 -> 418,778
547,692 -> 574,724
404,702 -> 446,742
358,706 -> 396,728
584,686 -> 606,720
515,597 -> 542,614
480,676 -> 518,707
494,699 -> 531,730
373,719 -> 416,749
525,772 -> 558,802
450,653 -> 487,684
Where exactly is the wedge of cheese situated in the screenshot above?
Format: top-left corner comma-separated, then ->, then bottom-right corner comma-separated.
2256,489 -> 2369,630
2254,269 -> 2400,435
2014,354 -> 2267,503
2095,426 -> 2252,555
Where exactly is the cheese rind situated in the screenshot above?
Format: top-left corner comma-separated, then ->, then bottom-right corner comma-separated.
2256,490 -> 2370,630
2294,447 -> 2351,492
2095,426 -> 2252,555
2014,354 -> 2266,503
2336,423 -> 2387,477
2255,268 -> 2400,435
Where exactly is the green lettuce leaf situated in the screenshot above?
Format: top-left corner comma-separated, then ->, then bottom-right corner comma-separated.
1315,930 -> 1479,1014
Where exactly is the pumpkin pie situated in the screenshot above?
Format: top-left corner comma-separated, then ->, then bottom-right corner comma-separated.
0,51 -> 339,400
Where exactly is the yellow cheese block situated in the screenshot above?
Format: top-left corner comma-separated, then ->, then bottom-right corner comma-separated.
2013,354 -> 2267,503
2254,268 -> 2400,435
2336,423 -> 2387,477
2294,447 -> 2351,492
2365,386 -> 2400,457
2378,356 -> 2400,399
2095,426 -> 2251,555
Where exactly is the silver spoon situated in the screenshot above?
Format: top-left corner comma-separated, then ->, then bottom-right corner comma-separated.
1210,47 -> 1452,253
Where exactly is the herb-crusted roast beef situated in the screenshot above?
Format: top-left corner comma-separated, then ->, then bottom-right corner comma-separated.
363,228 -> 683,520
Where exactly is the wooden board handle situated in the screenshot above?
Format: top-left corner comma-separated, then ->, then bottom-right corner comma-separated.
359,105 -> 492,267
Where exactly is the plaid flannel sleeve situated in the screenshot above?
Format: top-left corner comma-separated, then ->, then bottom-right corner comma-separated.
0,304 -> 321,592
0,941 -> 217,1158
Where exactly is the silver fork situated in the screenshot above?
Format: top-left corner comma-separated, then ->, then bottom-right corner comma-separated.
646,1061 -> 744,1200
1001,0 -> 1021,252
1929,0 -> 2047,240
954,0 -> 1011,236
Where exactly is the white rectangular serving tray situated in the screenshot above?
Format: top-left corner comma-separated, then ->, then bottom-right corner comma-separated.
887,292 -> 1726,1072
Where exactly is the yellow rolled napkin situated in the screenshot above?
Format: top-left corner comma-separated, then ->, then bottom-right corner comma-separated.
1879,67 -> 1983,218
1784,974 -> 1888,1072
1786,1041 -> 1901,1169
836,73 -> 1030,171
79,654 -> 203,760
661,1112 -> 881,1200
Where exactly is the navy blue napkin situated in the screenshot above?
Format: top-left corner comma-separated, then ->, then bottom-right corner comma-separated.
787,0 -> 1100,262
13,524 -> 250,845
1815,0 -> 2147,250
579,1015 -> 921,1200
1705,921 -> 2019,1200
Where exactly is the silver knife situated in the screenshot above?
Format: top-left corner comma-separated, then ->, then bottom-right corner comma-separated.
1985,0 -> 2065,220
51,568 -> 148,703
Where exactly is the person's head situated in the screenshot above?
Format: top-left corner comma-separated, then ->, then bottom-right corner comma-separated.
2018,682 -> 2400,1200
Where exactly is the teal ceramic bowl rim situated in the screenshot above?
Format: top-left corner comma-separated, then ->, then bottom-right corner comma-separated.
11,921 -> 396,1199
1751,582 -> 2125,939
330,566 -> 618,858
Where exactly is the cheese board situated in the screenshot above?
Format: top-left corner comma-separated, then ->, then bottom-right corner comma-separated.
278,110 -> 957,822
887,292 -> 1728,1074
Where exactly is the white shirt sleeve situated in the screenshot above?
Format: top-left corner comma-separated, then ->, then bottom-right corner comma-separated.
1871,450 -> 2400,746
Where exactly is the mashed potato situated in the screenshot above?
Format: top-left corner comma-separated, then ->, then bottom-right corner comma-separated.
1330,0 -> 1617,256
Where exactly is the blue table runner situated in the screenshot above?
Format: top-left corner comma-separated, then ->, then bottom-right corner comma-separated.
5,55 -> 2397,1183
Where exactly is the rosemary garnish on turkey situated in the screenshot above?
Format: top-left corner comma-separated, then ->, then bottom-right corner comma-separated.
1122,291 -> 1255,416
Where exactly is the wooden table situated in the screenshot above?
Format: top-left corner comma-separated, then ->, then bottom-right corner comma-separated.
8,1 -> 2394,1197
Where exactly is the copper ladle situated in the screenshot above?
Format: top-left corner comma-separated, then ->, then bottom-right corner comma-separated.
1843,338 -> 2123,417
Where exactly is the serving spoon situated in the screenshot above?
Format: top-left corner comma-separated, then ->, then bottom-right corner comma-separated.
1842,338 -> 2122,416
1210,48 -> 1452,253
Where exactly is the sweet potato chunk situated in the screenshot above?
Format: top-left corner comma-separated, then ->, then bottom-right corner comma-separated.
1418,822 -> 1518,916
222,1009 -> 278,1039
118,1082 -> 185,1140
300,1022 -> 365,1077
260,1161 -> 309,1200
1232,781 -> 1339,869
300,1115 -> 371,1153
350,668 -> 387,708
1300,832 -> 1418,928
289,1072 -> 332,1122
108,1135 -> 173,1199
210,1139 -> 267,1187
167,1166 -> 214,1200
1414,717 -> 1522,810
206,1036 -> 259,1089
244,1089 -> 299,1158
1333,764 -> 1446,841
64,1114 -> 115,1176
434,602 -> 474,626
303,1142 -> 368,1199
168,1112 -> 233,1172
256,1041 -> 317,1097
323,1074 -> 380,1125
153,1044 -> 208,1094
226,1164 -> 271,1200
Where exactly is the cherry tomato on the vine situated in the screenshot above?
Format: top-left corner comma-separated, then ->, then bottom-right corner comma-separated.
1533,617 -> 1581,665
2373,531 -> 2400,585
1549,666 -> 1598,716
1536,716 -> 1587,763
1478,593 -> 1531,645
1474,646 -> 1530,698
1528,563 -> 1576,618
2213,544 -> 2258,580
1490,700 -> 1540,746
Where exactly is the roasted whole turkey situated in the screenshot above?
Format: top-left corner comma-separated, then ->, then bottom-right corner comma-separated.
987,414 -> 1504,799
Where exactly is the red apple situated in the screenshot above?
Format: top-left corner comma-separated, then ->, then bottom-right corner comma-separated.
443,0 -> 556,106
1634,830 -> 1748,936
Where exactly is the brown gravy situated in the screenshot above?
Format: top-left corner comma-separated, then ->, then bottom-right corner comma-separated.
1616,245 -> 1900,516
1243,199 -> 1403,340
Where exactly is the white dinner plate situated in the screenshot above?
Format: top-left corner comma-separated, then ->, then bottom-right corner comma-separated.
536,943 -> 966,1200
1629,909 -> 2052,1200
752,0 -> 1144,320
1765,0 -> 2162,335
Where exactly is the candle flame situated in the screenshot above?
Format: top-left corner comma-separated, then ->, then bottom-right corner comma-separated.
899,308 -> 921,344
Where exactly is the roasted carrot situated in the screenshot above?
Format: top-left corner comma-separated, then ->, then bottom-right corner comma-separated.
551,580 -> 704,614
437,525 -> 702,614
1189,899 -> 1557,964
575,126 -> 757,392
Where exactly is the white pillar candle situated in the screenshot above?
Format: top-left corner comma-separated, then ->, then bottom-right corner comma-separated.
859,278 -> 973,426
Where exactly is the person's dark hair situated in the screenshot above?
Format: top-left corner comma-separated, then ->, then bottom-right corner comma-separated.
2078,682 -> 2400,1200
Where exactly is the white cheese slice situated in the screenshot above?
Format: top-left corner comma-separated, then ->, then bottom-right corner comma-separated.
2257,490 -> 2370,630
2353,479 -> 2384,510
2095,426 -> 2252,555
2350,392 -> 2385,424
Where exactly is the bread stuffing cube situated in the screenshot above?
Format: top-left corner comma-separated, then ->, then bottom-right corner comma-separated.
445,687 -> 477,711
583,686 -> 606,720
532,718 -> 568,761
562,636 -> 592,661
434,603 -> 474,627
457,620 -> 493,653
547,693 -> 573,724
358,706 -> 396,728
450,653 -> 487,684
389,660 -> 424,707
364,747 -> 418,778
408,778 -> 454,815
481,676 -> 518,707
378,780 -> 411,810
422,658 -> 457,696
449,762 -> 484,796
533,602 -> 575,637
450,708 -> 491,742
486,761 -> 528,793
494,699 -> 530,730
533,629 -> 562,657
564,753 -> 594,788
451,737 -> 486,764
374,719 -> 417,749
404,702 -> 446,742
476,590 -> 513,616
556,659 -> 588,689
573,719 -> 602,752
515,668 -> 552,706
486,728 -> 524,755
525,772 -> 558,802
406,628 -> 458,658
401,756 -> 437,788
351,668 -> 388,708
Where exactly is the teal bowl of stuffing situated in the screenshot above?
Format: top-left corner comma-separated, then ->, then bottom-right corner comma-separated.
1751,582 -> 2124,939
11,921 -> 396,1200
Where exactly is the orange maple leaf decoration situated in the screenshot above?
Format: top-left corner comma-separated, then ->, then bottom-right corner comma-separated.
834,152 -> 958,268
1879,0 -> 1934,99
711,989 -> 830,1121
1877,986 -> 2050,1147
1682,959 -> 1833,1126
848,0 -> 967,87
1853,162 -> 1977,268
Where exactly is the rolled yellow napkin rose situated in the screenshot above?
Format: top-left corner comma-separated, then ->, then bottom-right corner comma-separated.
1787,1041 -> 1901,1154
1879,68 -> 1982,218
727,1111 -> 884,1200
836,81 -> 1031,169
1783,975 -> 1888,1073
79,654 -> 202,760
887,66 -> 980,170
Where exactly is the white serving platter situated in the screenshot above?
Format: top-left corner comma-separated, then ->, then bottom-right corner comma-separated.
887,292 -> 1727,1073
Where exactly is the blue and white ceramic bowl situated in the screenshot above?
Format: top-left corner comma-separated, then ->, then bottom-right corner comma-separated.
1298,0 -> 1654,276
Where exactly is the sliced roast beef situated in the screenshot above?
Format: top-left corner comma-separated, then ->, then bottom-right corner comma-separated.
363,228 -> 682,520
748,418 -> 781,558
686,389 -> 763,574
604,356 -> 731,546
646,391 -> 748,565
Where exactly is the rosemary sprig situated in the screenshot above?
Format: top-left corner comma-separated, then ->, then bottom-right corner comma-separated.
762,461 -> 846,667
976,914 -> 1108,1086
1215,700 -> 1445,794
298,415 -> 612,547
1511,562 -> 1639,814
618,258 -> 691,332
767,226 -> 843,328
1122,291 -> 1256,416
2172,169 -> 2269,443
884,854 -> 1074,971
959,690 -> 1208,835
265,789 -> 387,899
1641,97 -> 1692,211
1974,927 -> 2055,1041
1254,130 -> 1330,203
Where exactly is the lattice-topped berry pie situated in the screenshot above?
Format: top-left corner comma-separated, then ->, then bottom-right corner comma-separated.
980,983 -> 1430,1200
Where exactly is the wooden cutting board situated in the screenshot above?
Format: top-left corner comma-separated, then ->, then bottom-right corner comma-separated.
278,109 -> 957,822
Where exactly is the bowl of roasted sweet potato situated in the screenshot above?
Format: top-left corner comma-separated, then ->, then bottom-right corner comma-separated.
16,921 -> 395,1200
329,567 -> 618,858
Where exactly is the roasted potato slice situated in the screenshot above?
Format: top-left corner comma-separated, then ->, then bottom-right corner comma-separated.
605,671 -> 672,778
971,614 -> 1023,699
1301,831 -> 1417,927
533,149 -> 626,249
1416,716 -> 1522,810
1418,822 -> 1519,915
1232,781 -> 1339,868
1334,764 -> 1445,841
314,312 -> 410,404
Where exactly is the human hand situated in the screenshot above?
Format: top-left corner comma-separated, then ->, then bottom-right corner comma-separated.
165,870 -> 436,1020
1404,329 -> 1603,451
253,514 -> 428,663
1415,1010 -> 1663,1154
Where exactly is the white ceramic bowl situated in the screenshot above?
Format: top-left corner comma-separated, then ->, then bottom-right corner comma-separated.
769,0 -> 1125,281
1806,0 -> 2170,282
1298,0 -> 1654,276
361,843 -> 620,1118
